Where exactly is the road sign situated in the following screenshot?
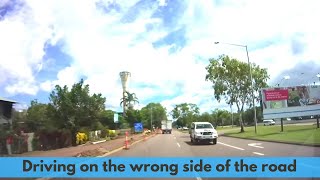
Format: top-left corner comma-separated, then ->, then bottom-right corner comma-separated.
134,123 -> 143,133
114,113 -> 119,123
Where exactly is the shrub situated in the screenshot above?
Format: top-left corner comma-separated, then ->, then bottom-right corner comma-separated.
109,130 -> 116,137
32,137 -> 39,151
100,129 -> 107,138
91,121 -> 104,131
76,132 -> 88,145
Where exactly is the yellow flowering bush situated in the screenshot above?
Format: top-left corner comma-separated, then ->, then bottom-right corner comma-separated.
76,132 -> 88,145
109,130 -> 116,137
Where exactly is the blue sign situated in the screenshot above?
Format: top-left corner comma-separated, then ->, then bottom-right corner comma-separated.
134,123 -> 143,132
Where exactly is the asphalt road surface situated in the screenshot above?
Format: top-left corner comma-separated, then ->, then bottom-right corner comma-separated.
7,130 -> 320,180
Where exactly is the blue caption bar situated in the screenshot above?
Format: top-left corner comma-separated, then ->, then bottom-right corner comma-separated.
0,157 -> 319,178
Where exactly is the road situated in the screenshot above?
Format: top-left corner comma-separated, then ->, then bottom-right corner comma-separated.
7,130 -> 320,180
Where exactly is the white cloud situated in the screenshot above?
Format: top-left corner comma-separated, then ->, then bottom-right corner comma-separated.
5,80 -> 39,95
1,0 -> 320,115
40,80 -> 54,92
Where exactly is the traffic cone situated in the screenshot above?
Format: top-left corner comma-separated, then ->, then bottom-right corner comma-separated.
123,131 -> 129,150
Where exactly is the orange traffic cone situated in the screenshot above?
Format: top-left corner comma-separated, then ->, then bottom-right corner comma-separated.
123,131 -> 129,150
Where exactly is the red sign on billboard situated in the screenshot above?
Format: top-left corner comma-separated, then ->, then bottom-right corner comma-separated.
264,89 -> 289,101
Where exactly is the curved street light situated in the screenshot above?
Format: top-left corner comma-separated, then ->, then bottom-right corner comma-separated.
214,41 -> 257,134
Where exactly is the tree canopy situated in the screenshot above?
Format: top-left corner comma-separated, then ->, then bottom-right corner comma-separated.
205,55 -> 269,132
171,103 -> 200,127
140,103 -> 168,129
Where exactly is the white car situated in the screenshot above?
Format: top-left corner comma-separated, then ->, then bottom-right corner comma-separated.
263,119 -> 275,126
189,122 -> 218,145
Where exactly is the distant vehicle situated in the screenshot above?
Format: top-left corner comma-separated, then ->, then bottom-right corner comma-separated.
263,119 -> 275,126
189,122 -> 218,145
161,120 -> 172,134
182,126 -> 188,130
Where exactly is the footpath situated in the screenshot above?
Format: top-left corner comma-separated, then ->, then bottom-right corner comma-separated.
10,132 -> 157,157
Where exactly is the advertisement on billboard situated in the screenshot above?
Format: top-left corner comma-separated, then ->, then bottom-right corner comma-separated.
261,85 -> 320,119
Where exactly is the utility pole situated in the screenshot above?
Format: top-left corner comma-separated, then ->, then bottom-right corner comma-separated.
150,107 -> 153,131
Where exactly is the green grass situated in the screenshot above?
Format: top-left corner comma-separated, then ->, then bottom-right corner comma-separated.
223,124 -> 320,145
216,126 -> 238,131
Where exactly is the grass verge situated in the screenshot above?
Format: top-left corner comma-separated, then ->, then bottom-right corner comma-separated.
223,124 -> 320,146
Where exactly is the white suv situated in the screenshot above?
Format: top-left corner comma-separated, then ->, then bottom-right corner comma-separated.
189,122 -> 218,145
263,119 -> 275,126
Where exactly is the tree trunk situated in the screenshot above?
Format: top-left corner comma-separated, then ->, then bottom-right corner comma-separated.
239,112 -> 245,133
236,103 -> 245,133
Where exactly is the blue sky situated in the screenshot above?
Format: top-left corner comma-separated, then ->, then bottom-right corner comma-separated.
1,0 -> 320,113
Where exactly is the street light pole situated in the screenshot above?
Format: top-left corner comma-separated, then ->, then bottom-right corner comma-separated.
214,42 -> 257,134
245,45 -> 257,134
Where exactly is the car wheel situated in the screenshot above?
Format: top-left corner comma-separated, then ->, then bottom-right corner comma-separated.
193,136 -> 197,145
212,139 -> 217,145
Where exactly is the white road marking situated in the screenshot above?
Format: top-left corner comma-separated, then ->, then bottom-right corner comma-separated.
248,143 -> 264,148
196,177 -> 202,180
218,142 -> 245,150
177,143 -> 181,148
253,152 -> 264,156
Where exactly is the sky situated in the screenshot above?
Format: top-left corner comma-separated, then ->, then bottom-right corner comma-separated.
1,0 -> 320,115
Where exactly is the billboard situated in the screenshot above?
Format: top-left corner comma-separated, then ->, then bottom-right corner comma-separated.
261,85 -> 320,119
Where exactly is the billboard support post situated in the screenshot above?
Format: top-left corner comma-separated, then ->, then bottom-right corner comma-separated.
281,118 -> 284,132
317,115 -> 319,128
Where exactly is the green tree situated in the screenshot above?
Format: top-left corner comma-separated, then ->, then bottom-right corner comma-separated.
140,103 -> 167,129
243,106 -> 263,125
126,107 -> 141,127
120,91 -> 139,109
205,55 -> 269,132
215,109 -> 230,127
26,100 -> 52,132
171,103 -> 200,127
12,109 -> 27,130
47,79 -> 106,145
100,110 -> 116,129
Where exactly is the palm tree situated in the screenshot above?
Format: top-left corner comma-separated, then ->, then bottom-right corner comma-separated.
120,91 -> 139,109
